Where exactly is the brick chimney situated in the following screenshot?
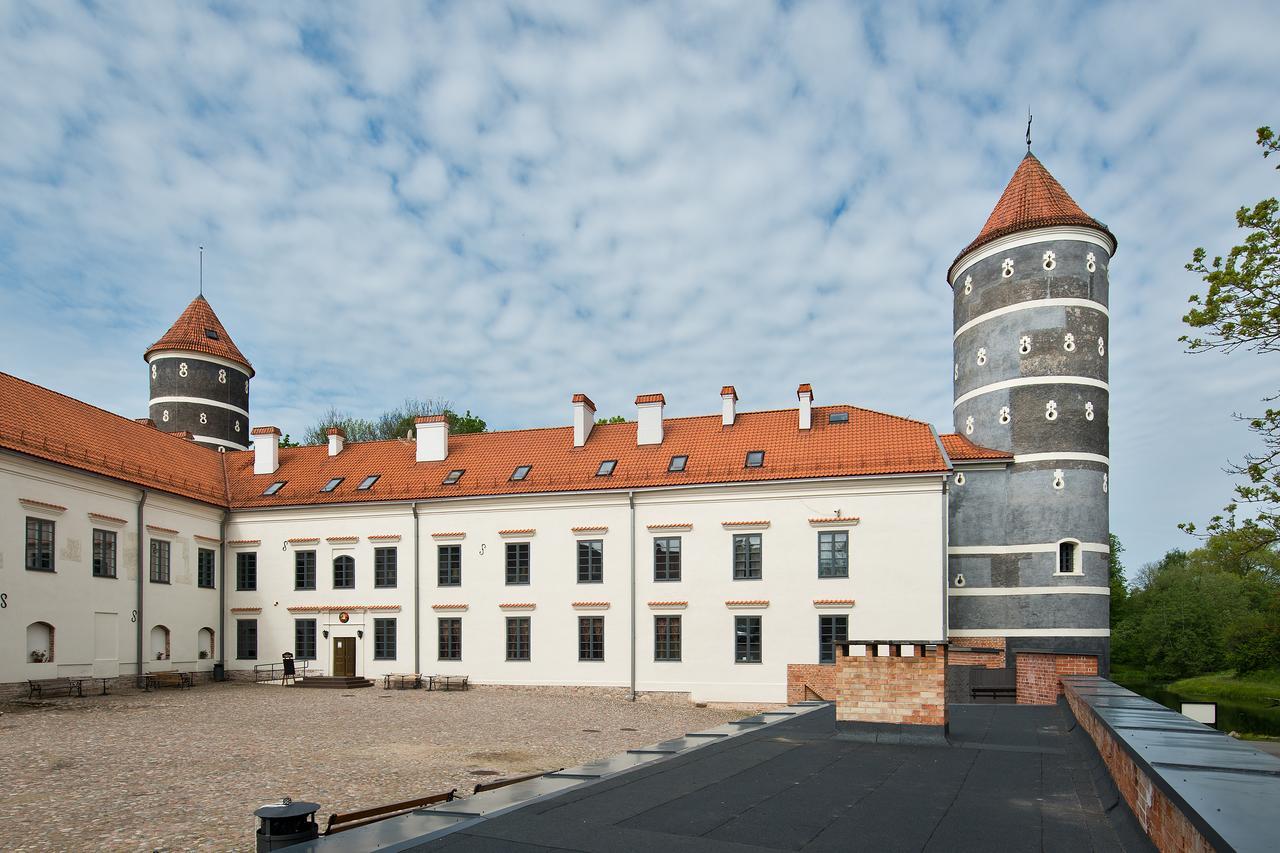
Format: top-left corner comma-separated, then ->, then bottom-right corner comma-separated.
327,427 -> 346,456
721,386 -> 737,426
572,394 -> 596,447
635,394 -> 665,445
251,426 -> 280,475
415,415 -> 449,462
797,383 -> 814,431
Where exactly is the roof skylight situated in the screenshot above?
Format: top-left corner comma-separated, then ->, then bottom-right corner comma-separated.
356,475 -> 379,490
204,328 -> 219,340
829,412 -> 849,424
263,481 -> 286,496
510,465 -> 532,481
668,455 -> 688,473
596,460 -> 617,477
744,450 -> 765,468
442,469 -> 465,485
321,477 -> 343,493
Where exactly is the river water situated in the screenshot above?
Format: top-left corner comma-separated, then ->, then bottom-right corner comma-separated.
1112,675 -> 1280,737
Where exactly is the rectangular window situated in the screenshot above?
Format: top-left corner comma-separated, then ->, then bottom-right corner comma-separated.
197,547 -> 215,589
438,544 -> 461,586
595,459 -> 617,476
819,615 -> 849,664
818,531 -> 849,578
263,481 -> 286,496
438,618 -> 462,661
735,615 -> 762,663
668,455 -> 687,472
150,540 -> 171,583
25,517 -> 55,572
321,477 -> 343,492
577,539 -> 603,583
744,450 -> 765,468
357,474 -> 379,490
236,552 -> 257,591
506,616 -> 531,661
510,465 -> 532,481
828,411 -> 849,424
1058,541 -> 1078,574
654,537 -> 682,582
505,542 -> 530,585
578,616 -> 604,661
373,618 -> 397,660
333,555 -> 355,589
654,615 -> 682,661
236,619 -> 257,660
442,469 -> 464,485
732,533 -> 762,580
295,550 -> 316,590
92,529 -> 118,578
295,619 -> 317,660
374,547 -> 398,588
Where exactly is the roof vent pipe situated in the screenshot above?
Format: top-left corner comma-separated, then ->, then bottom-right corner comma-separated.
635,394 -> 665,445
721,386 -> 737,427
251,426 -> 280,475
572,394 -> 596,447
797,383 -> 814,431
327,427 -> 346,457
415,415 -> 449,462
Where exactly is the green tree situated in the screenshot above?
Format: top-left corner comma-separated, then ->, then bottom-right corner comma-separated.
1181,125 -> 1280,548
596,415 -> 627,425
1108,533 -> 1128,624
303,398 -> 486,445
279,433 -> 299,448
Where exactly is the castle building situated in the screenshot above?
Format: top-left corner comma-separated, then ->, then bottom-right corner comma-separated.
0,152 -> 1112,703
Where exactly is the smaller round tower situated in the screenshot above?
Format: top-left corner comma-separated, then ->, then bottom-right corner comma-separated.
144,295 -> 253,451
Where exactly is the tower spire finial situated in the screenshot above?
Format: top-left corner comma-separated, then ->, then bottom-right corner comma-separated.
198,246 -> 204,297
1026,107 -> 1033,153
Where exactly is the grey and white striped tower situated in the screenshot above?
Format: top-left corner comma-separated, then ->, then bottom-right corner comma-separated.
946,152 -> 1116,667
144,295 -> 254,451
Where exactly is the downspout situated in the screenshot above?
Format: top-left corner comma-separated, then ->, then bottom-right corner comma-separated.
629,491 -> 636,702
135,489 -> 147,687
219,509 -> 228,673
413,502 -> 421,675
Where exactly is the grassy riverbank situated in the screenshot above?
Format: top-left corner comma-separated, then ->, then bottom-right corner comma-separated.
1167,669 -> 1280,705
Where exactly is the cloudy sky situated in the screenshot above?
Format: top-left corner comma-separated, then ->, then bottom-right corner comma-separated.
0,1 -> 1275,571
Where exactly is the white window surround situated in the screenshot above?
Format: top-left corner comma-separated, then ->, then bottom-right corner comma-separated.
1055,538 -> 1084,575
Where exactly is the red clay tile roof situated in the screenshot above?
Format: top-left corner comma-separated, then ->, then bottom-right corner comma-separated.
143,295 -> 254,376
635,393 -> 665,404
225,405 -> 948,508
251,426 -> 280,436
0,372 -> 229,505
572,393 -> 596,409
414,415 -> 448,424
720,386 -> 737,399
940,433 -> 1012,461
797,383 -> 813,398
950,153 -> 1115,281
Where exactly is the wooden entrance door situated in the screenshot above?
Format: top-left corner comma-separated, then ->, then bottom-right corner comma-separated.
333,637 -> 356,677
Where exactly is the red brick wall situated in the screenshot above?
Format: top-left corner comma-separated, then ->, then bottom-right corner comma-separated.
1064,681 -> 1214,852
834,643 -> 947,727
786,664 -> 837,704
1015,653 -> 1098,704
947,636 -> 1005,668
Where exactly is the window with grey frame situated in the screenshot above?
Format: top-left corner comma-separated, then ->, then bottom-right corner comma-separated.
577,539 -> 603,583
236,552 -> 257,590
438,544 -> 461,586
438,617 -> 462,661
25,517 -> 55,572
735,615 -> 762,663
236,619 -> 257,659
150,540 -> 171,583
373,618 -> 396,660
818,530 -> 849,578
93,529 -> 117,578
196,547 -> 215,588
374,547 -> 397,588
295,618 -> 317,660
333,554 -> 355,589
654,537 -> 681,582
818,614 -> 848,664
1058,541 -> 1078,574
732,533 -> 762,580
506,616 -> 531,661
505,542 -> 530,585
654,615 -> 681,661
295,550 -> 316,590
578,616 -> 604,661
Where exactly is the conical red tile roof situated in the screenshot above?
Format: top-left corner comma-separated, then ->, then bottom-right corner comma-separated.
143,295 -> 254,376
950,152 -> 1115,281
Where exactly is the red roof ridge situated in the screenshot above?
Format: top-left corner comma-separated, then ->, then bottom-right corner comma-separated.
939,433 -> 1012,461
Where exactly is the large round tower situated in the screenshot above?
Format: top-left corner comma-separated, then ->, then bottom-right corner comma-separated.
946,151 -> 1116,666
144,295 -> 253,451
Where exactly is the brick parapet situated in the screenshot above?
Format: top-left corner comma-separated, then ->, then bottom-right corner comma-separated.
833,643 -> 947,727
1015,652 -> 1098,704
786,664 -> 837,704
947,636 -> 1006,668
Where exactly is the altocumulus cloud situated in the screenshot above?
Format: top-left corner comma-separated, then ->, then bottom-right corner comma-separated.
0,0 -> 1275,569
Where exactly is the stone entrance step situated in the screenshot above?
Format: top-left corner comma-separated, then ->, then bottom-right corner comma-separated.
291,676 -> 374,689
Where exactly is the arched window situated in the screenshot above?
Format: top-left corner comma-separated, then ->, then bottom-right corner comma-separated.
333,555 -> 355,589
1056,540 -> 1081,575
198,627 -> 215,660
151,625 -> 171,661
26,621 -> 54,663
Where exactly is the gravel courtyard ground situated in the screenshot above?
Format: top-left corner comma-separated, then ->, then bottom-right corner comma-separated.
0,682 -> 756,852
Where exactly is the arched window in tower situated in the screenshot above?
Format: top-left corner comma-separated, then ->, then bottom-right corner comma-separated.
975,348 -> 987,366
1001,258 -> 1014,278
1045,400 -> 1058,421
1019,335 -> 1031,355
1056,540 -> 1081,575
1063,333 -> 1076,352
1042,250 -> 1056,270
1086,252 -> 1097,273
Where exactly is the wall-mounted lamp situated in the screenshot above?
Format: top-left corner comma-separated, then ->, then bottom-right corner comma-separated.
356,630 -> 364,639
322,630 -> 329,639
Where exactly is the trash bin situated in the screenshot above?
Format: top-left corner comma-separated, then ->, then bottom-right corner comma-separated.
255,798 -> 319,851
213,662 -> 225,682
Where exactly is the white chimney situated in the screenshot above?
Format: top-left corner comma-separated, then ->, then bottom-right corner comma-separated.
635,393 -> 665,445
327,427 -> 346,456
415,415 -> 449,462
721,385 -> 737,426
797,383 -> 814,430
572,393 -> 596,447
251,426 -> 280,475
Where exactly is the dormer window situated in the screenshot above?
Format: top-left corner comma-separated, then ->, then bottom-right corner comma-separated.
510,465 -> 532,481
321,477 -> 343,493
744,450 -> 765,468
828,412 -> 849,424
263,481 -> 286,496
442,469 -> 464,485
204,328 -> 219,340
596,460 -> 617,477
357,475 -> 379,490
668,455 -> 688,473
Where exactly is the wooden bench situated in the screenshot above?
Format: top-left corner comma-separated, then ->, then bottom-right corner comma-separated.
382,673 -> 422,690
429,674 -> 469,691
969,668 -> 1016,702
27,678 -> 76,699
148,671 -> 192,690
324,789 -> 455,835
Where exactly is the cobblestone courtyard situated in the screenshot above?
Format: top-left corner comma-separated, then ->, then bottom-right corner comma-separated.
0,683 -> 754,851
